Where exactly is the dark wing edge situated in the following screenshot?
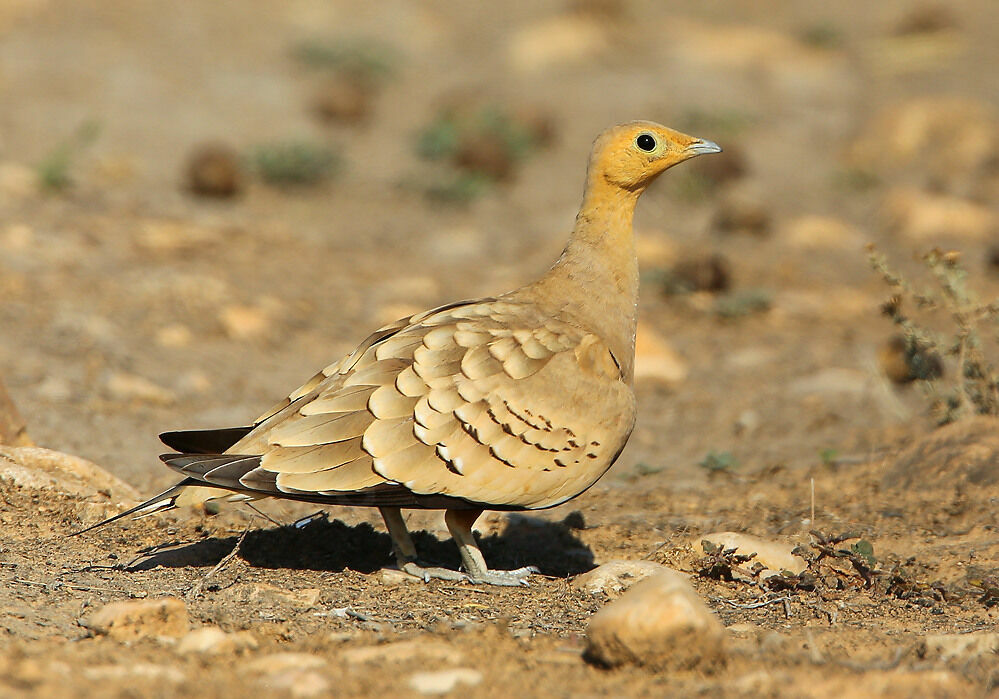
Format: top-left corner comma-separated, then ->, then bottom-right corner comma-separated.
158,426 -> 254,454
67,477 -> 211,537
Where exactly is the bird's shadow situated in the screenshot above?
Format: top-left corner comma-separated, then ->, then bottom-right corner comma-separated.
125,514 -> 594,579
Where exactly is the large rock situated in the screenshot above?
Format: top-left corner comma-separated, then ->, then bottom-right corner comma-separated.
81,597 -> 189,640
693,532 -> 807,579
0,445 -> 139,501
584,570 -> 726,670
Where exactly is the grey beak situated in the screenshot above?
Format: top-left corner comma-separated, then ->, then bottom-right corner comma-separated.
685,139 -> 723,155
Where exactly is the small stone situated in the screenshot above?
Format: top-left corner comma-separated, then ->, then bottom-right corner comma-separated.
83,664 -> 186,683
155,324 -> 193,348
378,568 -> 422,586
407,668 -> 483,695
0,162 -> 36,203
105,371 -> 176,405
713,188 -> 771,236
453,133 -> 515,181
81,597 -> 189,640
693,533 -> 807,575
184,142 -> 244,198
572,560 -> 679,597
878,334 -> 944,384
634,325 -> 688,385
313,74 -> 373,125
266,670 -> 330,697
507,14 -> 608,72
585,572 -> 726,670
241,652 -> 326,675
920,632 -> 999,661
176,626 -> 258,655
137,220 -> 223,255
667,254 -> 731,294
780,215 -> 863,250
341,639 -> 463,665
1,223 -> 34,252
219,304 -> 271,341
883,187 -> 994,241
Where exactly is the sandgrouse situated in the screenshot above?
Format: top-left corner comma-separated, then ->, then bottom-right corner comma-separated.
78,122 -> 720,586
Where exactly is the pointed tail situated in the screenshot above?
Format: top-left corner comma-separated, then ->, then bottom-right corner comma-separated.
68,478 -> 219,537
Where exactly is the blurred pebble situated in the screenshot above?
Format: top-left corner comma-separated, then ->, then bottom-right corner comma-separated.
920,632 -> 999,661
668,253 -> 731,294
176,626 -> 258,655
882,188 -> 994,241
407,669 -> 482,695
507,14 -> 608,72
155,324 -> 193,348
634,325 -> 688,385
184,142 -> 243,198
240,653 -> 326,675
342,640 -> 462,665
686,144 -> 747,188
780,215 -> 863,250
219,304 -> 270,341
454,133 -> 515,181
1,223 -> 34,251
894,4 -> 958,35
137,220 -> 223,255
36,377 -> 73,403
713,188 -> 771,236
265,671 -> 330,697
0,162 -> 36,203
105,371 -> 176,405
313,74 -> 373,124
878,334 -> 944,384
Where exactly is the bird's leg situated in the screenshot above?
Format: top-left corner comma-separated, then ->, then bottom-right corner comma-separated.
378,506 -> 468,583
444,509 -> 538,587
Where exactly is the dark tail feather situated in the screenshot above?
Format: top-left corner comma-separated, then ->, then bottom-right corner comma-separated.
67,478 -> 199,537
158,426 -> 253,454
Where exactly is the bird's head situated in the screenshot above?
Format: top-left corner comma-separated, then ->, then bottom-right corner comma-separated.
587,121 -> 722,193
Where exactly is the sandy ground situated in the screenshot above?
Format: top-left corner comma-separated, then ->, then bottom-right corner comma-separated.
1,1 -> 998,696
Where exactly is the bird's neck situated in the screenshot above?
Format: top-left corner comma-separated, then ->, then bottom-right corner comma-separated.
527,177 -> 643,383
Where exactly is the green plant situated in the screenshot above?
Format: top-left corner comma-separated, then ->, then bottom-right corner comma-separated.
36,119 -> 102,191
290,38 -> 398,84
251,141 -> 340,186
869,245 -> 999,424
698,450 -> 738,472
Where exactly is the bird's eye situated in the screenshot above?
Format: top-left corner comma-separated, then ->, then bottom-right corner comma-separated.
636,134 -> 657,152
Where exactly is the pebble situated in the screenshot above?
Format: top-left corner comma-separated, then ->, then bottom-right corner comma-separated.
882,187 -> 994,241
82,664 -> 186,684
264,670 -> 330,697
634,325 -> 688,385
176,626 -> 258,655
407,668 -> 483,695
572,560 -> 680,597
507,14 -> 607,72
780,215 -> 863,250
184,142 -> 244,198
693,532 -> 806,576
240,652 -> 326,675
585,571 -> 726,670
105,371 -> 177,405
219,304 -> 271,341
237,583 -> 321,610
920,632 -> 999,661
313,74 -> 373,124
377,567 -> 422,586
81,597 -> 189,640
341,639 -> 463,665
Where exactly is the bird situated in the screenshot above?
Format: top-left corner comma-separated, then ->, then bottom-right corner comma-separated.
75,121 -> 721,586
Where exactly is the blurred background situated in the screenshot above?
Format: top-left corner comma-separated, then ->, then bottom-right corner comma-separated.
2,0 -> 998,491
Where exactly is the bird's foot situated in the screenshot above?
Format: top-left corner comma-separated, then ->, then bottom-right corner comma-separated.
400,560 -> 471,583
467,566 -> 539,588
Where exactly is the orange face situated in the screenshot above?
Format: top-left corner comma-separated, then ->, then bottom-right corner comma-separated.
589,121 -> 721,191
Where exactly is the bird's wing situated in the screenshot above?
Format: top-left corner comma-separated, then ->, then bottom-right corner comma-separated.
198,297 -> 635,510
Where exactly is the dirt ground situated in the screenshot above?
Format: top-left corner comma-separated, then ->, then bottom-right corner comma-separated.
1,1 -> 999,697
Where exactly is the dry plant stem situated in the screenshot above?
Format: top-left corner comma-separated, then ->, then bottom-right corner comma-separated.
187,526 -> 250,598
